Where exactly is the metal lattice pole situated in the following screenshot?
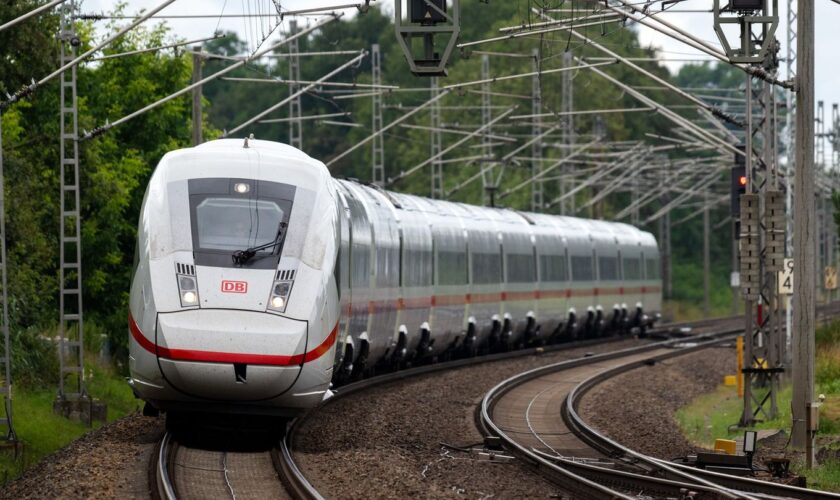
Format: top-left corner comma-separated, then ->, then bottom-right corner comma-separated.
817,101 -> 825,169
480,54 -> 492,206
288,20 -> 303,150
560,51 -> 574,215
785,0 -> 797,359
531,48 -> 543,212
740,63 -> 785,425
57,0 -> 85,402
371,43 -> 384,186
430,77 -> 443,198
0,112 -> 17,443
703,189 -> 711,317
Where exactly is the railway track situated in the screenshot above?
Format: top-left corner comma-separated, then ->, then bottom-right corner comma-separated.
150,312 -> 829,499
155,429 -> 309,500
479,325 -> 840,499
152,330 -> 664,499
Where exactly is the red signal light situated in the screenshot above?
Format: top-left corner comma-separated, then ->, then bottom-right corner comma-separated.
739,176 -> 748,186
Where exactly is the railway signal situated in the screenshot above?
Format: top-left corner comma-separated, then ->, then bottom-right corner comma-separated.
731,165 -> 747,216
731,146 -> 747,236
395,0 -> 460,76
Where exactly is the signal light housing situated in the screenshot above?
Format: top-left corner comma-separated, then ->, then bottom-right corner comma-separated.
731,145 -> 747,220
177,274 -> 199,308
267,280 -> 292,313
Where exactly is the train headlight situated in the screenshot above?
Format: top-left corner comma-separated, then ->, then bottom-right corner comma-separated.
177,274 -> 199,308
182,291 -> 198,305
268,280 -> 292,313
234,182 -> 250,194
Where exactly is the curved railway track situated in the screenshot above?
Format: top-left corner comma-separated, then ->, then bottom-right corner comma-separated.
150,313 -> 800,499
155,429 -> 308,500
480,326 -> 840,499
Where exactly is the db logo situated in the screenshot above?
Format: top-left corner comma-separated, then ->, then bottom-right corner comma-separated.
221,280 -> 248,293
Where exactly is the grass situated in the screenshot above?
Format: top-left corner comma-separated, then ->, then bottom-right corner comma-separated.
675,319 -> 840,491
662,299 -> 743,323
0,355 -> 141,485
800,460 -> 840,491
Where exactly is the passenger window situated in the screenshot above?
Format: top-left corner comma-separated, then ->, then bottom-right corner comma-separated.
571,255 -> 593,281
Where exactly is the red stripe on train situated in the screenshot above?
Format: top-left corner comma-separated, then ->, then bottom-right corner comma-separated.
128,313 -> 337,366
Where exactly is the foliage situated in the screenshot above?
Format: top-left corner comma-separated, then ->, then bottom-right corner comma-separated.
0,355 -> 140,484
1,4 -> 202,376
677,320 -> 840,491
0,3 -> 744,389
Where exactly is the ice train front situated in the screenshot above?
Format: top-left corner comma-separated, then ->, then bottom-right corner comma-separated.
128,139 -> 340,417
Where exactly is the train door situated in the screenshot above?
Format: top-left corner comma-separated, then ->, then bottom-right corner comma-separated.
333,187 -> 352,369
339,183 -> 373,370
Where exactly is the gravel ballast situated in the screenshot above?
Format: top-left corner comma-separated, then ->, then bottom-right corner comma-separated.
294,338 -> 644,499
1,414 -> 164,499
578,344 -> 735,460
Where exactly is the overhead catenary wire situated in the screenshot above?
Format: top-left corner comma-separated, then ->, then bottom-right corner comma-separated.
0,0 -> 68,33
325,90 -> 451,167
509,106 -> 655,120
447,125 -> 561,197
221,76 -> 399,89
388,107 -> 518,186
531,8 -> 743,128
600,0 -> 793,89
442,60 -> 617,91
78,1 -> 373,20
259,112 -> 351,124
398,124 -> 519,143
224,51 -> 368,137
89,34 -> 224,61
2,0 -> 178,110
544,143 -> 646,206
459,17 -> 625,49
571,54 -> 743,157
80,13 -> 341,140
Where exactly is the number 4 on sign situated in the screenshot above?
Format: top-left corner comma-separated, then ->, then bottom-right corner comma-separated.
778,258 -> 793,295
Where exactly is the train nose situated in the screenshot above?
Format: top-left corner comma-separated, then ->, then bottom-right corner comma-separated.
155,309 -> 308,401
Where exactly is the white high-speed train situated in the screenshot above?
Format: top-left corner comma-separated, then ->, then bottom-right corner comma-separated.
128,139 -> 661,417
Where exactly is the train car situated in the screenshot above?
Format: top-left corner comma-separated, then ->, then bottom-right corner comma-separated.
128,139 -> 661,418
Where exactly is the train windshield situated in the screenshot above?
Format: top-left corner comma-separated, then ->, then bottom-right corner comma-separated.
188,178 -> 296,269
195,198 -> 284,253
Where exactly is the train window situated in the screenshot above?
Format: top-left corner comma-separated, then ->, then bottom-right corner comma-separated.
622,257 -> 642,280
472,252 -> 502,284
195,198 -> 284,252
539,254 -> 567,282
571,255 -> 594,281
507,254 -> 535,283
351,242 -> 370,288
188,178 -> 295,268
438,250 -> 468,285
645,257 -> 660,280
404,247 -> 433,287
376,243 -> 399,288
598,256 -> 619,281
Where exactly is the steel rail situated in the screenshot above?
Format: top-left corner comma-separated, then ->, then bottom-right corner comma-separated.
155,428 -> 318,500
283,318 -> 738,498
480,326 -> 755,499
155,432 -> 177,500
563,318 -> 840,499
273,437 -> 323,500
154,316 -> 740,500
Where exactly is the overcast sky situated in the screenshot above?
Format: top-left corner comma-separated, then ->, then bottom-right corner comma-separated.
81,0 -> 840,129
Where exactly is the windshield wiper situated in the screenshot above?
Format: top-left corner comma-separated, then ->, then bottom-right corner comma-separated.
232,222 -> 288,266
